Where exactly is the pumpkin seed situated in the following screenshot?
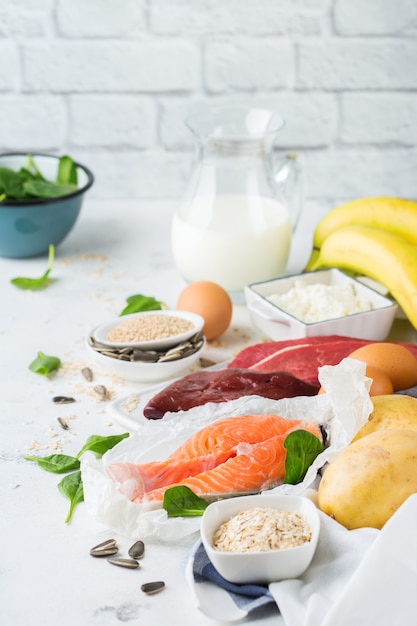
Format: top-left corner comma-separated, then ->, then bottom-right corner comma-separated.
128,540 -> 145,560
141,581 -> 165,595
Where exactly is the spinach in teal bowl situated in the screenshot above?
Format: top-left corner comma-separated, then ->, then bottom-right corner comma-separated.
0,153 -> 94,258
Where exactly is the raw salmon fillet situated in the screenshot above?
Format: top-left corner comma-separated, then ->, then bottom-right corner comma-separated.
107,414 -> 322,503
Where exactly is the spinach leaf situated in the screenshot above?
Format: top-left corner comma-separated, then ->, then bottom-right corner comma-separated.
120,293 -> 165,316
75,432 -> 129,459
23,179 -> 77,198
24,454 -> 80,474
25,431 -> 129,523
0,167 -> 29,200
58,471 -> 84,523
25,154 -> 46,180
283,430 -> 324,485
57,155 -> 78,185
0,154 -> 78,201
11,243 -> 55,290
28,350 -> 61,377
163,485 -> 209,517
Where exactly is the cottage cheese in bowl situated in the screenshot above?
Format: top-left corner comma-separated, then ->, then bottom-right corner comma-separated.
244,269 -> 398,341
267,279 -> 372,323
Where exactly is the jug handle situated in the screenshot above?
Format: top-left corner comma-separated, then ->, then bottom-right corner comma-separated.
273,153 -> 305,231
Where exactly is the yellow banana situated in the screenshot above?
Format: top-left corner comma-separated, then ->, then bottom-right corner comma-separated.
313,197 -> 417,248
312,224 -> 417,329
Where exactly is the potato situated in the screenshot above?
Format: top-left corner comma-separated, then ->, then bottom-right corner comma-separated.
318,429 -> 417,529
352,394 -> 417,442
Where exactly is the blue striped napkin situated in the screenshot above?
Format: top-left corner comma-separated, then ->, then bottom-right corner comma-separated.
191,540 -> 275,614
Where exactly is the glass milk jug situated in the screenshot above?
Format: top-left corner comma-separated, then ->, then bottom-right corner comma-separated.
171,106 -> 304,297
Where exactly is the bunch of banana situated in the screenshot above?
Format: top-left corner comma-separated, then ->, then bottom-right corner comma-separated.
304,197 -> 417,329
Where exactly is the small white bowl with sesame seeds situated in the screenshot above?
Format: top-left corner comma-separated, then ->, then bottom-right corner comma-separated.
85,312 -> 206,383
200,493 -> 320,585
92,310 -> 205,351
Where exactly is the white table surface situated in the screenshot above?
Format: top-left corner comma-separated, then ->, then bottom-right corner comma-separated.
3,200 -> 415,626
3,199 -> 306,626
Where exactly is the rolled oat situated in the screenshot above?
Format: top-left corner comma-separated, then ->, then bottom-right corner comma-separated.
212,507 -> 312,552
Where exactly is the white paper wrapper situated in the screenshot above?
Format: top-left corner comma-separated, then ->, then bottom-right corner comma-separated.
81,358 -> 373,541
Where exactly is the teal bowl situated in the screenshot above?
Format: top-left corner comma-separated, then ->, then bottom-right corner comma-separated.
0,153 -> 94,258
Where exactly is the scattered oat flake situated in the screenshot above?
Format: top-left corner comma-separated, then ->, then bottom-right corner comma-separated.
26,440 -> 50,452
91,268 -> 104,278
121,393 -> 140,413
59,257 -> 73,266
10,483 -> 20,489
78,253 -> 108,262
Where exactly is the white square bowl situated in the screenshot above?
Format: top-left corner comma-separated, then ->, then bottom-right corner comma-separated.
244,269 -> 397,342
200,494 -> 320,585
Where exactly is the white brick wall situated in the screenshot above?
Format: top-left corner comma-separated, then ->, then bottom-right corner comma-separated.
1,0 -> 417,209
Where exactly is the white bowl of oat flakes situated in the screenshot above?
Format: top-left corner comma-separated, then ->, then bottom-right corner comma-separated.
85,310 -> 206,383
200,494 -> 320,585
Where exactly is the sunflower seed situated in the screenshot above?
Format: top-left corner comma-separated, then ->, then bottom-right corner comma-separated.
52,396 -> 76,404
93,384 -> 107,397
87,330 -> 204,364
128,540 -> 145,560
90,538 -> 117,551
158,350 -> 182,362
81,366 -> 93,382
90,546 -> 119,557
131,350 -> 159,363
141,581 -> 165,595
57,417 -> 69,430
108,557 -> 139,569
199,357 -> 217,368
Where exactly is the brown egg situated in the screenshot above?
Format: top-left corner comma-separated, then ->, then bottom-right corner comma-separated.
363,366 -> 394,396
318,365 -> 393,397
347,343 -> 417,391
176,281 -> 233,341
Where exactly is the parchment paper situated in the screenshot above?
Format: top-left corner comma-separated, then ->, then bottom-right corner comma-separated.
81,358 -> 373,541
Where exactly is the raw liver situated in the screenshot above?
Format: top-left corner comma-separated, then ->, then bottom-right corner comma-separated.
143,368 -> 319,420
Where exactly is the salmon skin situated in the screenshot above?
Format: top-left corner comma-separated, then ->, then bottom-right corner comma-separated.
107,414 -> 322,503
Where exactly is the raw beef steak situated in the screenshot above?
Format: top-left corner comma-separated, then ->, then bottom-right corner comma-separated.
228,335 -> 417,385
